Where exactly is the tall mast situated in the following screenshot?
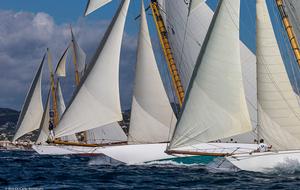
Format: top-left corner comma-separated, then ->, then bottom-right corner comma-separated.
70,26 -> 81,86
47,48 -> 59,127
150,0 -> 185,107
276,0 -> 300,66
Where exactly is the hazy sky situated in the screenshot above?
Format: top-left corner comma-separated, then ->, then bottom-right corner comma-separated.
1,0 -> 297,112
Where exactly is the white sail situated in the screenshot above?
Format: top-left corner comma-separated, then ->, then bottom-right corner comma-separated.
157,0 -> 213,90
36,90 -> 51,144
56,81 -> 78,142
86,122 -> 127,144
189,0 -> 204,14
55,46 -> 69,77
71,36 -> 86,76
13,55 -> 45,141
169,0 -> 252,149
84,0 -> 112,16
54,0 -> 130,138
128,1 -> 177,144
256,0 -> 300,150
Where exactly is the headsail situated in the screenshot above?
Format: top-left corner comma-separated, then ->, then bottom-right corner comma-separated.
71,28 -> 87,78
36,90 -> 51,144
127,0 -> 176,144
84,0 -> 112,16
54,0 -> 130,138
256,0 -> 300,150
169,0 -> 252,149
56,80 -> 78,142
284,0 -> 300,46
13,55 -> 45,141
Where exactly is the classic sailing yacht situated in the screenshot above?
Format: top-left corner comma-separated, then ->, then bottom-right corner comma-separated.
32,0 -> 130,155
94,0 -> 300,171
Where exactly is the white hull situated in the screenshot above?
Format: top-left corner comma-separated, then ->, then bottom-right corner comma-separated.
226,150 -> 300,172
93,143 -> 258,164
32,144 -> 103,155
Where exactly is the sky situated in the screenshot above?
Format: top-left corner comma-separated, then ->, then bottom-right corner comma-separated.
0,0 -> 298,111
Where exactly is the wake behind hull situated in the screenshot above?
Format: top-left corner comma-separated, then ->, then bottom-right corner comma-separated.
226,150 -> 300,172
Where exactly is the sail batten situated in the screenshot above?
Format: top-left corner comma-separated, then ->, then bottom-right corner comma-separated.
13,55 -> 45,141
54,0 -> 130,138
169,0 -> 252,149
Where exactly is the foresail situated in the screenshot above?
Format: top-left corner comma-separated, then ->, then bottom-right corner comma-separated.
36,90 -> 51,144
13,55 -> 45,141
157,0 -> 213,90
56,80 -> 78,142
86,122 -> 127,144
128,1 -> 177,144
84,0 -> 112,16
169,0 -> 252,149
257,0 -> 300,149
54,0 -> 130,138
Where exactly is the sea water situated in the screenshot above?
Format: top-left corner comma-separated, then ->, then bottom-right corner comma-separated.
1,150 -> 300,189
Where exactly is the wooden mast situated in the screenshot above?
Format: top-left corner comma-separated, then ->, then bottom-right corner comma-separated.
70,26 -> 88,143
150,0 -> 185,107
47,48 -> 59,127
276,0 -> 300,65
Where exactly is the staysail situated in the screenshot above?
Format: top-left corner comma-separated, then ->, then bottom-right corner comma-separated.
168,0 -> 252,149
127,0 -> 176,144
256,0 -> 300,150
284,0 -> 300,45
36,90 -> 51,144
56,80 -> 78,142
13,55 -> 45,141
84,0 -> 112,16
54,0 -> 130,138
71,28 -> 87,79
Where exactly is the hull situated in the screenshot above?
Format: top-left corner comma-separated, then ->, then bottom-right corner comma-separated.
226,150 -> 300,172
32,144 -> 103,155
94,143 -> 258,164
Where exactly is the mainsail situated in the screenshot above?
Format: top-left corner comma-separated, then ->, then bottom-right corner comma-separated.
157,0 -> 213,90
54,0 -> 130,138
127,0 -> 176,144
13,55 -> 45,141
168,0 -> 252,149
256,0 -> 300,150
284,0 -> 300,46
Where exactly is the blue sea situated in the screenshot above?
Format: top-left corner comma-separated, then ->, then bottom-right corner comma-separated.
1,150 -> 300,189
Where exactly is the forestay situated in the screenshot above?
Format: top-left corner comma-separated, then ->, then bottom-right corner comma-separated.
169,0 -> 252,149
13,55 -> 45,141
256,0 -> 300,150
127,1 -> 176,144
54,0 -> 130,138
84,0 -> 112,16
